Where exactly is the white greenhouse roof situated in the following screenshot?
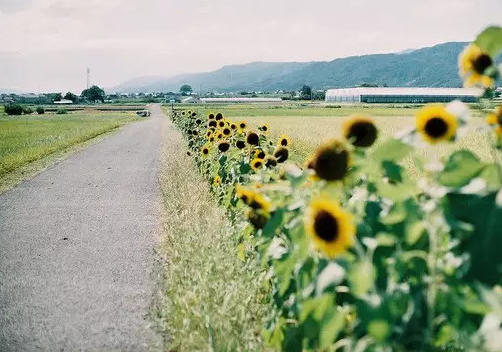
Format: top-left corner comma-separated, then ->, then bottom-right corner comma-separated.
325,87 -> 483,97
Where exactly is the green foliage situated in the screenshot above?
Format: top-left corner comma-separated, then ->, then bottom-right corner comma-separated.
63,92 -> 78,103
36,106 -> 45,114
56,108 -> 68,115
300,85 -> 312,100
179,84 -> 193,95
80,85 -> 105,103
22,106 -> 33,114
4,103 -> 23,115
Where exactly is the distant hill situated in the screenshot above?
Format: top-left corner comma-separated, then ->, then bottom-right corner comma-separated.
112,42 -> 470,93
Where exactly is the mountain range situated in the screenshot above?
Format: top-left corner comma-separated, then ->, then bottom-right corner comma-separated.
112,42 -> 470,93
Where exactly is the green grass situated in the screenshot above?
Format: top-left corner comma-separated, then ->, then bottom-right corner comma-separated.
155,116 -> 270,351
0,112 -> 136,178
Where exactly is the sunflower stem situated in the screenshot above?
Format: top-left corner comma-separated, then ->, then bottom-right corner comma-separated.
426,214 -> 438,347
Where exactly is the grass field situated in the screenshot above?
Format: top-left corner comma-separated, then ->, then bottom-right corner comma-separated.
0,112 -> 137,179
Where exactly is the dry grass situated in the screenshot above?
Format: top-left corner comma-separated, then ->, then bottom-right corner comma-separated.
154,118 -> 270,352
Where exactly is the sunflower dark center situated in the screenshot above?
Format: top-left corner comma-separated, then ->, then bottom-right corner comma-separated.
280,139 -> 288,146
348,122 -> 377,147
274,148 -> 289,163
218,143 -> 230,152
223,128 -> 231,135
424,117 -> 448,138
236,141 -> 245,149
314,210 -> 339,242
254,161 -> 263,168
247,133 -> 259,145
314,146 -> 348,181
472,54 -> 492,74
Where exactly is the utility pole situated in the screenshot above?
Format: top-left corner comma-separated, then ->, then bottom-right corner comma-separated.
86,68 -> 91,89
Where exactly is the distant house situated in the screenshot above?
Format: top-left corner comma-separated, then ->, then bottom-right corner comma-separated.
53,99 -> 74,104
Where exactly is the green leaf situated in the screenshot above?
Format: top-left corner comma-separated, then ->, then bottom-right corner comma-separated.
376,179 -> 419,202
371,139 -> 412,162
348,262 -> 375,296
375,232 -> 397,247
380,202 -> 406,225
475,26 -> 502,57
446,192 -> 502,284
381,160 -> 403,183
319,310 -> 346,349
479,164 -> 502,190
262,208 -> 285,238
437,150 -> 484,188
367,319 -> 390,342
406,221 -> 426,245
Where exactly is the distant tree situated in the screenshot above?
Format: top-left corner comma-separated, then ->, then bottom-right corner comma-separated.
359,83 -> 379,87
312,90 -> 326,101
36,106 -> 45,114
80,85 -> 105,103
4,103 -> 23,115
47,93 -> 62,102
64,92 -> 78,102
180,85 -> 193,96
300,85 -> 312,100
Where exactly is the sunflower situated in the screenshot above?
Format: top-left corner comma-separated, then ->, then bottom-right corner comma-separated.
230,123 -> 237,130
192,112 -> 197,117
239,121 -> 247,130
196,119 -> 202,125
247,209 -> 269,229
186,151 -> 191,156
251,158 -> 264,170
254,149 -> 266,159
265,155 -> 278,167
278,134 -> 291,147
215,113 -> 223,121
208,120 -> 217,128
209,136 -> 215,142
486,106 -> 502,137
259,124 -> 269,133
216,133 -> 224,140
213,175 -> 221,185
236,184 -> 252,204
208,113 -> 215,120
218,120 -> 226,128
248,192 -> 271,212
246,131 -> 260,146
342,115 -> 378,147
458,44 -> 495,87
235,186 -> 271,213
273,147 -> 289,163
416,104 -> 458,144
236,140 -> 246,149
206,130 -> 213,138
305,197 -> 355,258
182,111 -> 186,116
218,141 -> 230,152
222,127 -> 232,136
311,140 -> 349,181
192,130 -> 199,136
201,145 -> 210,157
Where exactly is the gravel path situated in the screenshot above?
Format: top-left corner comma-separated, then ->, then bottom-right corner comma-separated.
0,105 -> 165,351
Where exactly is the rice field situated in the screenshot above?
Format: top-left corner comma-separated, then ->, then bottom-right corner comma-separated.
0,112 -> 137,180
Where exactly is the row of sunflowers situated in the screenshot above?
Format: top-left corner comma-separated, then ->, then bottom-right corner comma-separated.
169,27 -> 502,351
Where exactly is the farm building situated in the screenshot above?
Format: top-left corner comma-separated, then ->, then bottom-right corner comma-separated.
200,97 -> 282,103
325,87 -> 483,103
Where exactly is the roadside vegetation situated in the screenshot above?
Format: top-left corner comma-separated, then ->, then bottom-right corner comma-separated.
167,26 -> 502,352
155,115 -> 270,351
0,112 -> 137,189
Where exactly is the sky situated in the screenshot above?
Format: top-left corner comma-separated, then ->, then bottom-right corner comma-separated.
0,0 -> 501,93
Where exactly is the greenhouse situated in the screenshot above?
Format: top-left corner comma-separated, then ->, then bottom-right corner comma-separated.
325,87 -> 483,103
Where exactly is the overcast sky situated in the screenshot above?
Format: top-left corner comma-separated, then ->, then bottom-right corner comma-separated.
1,0 -> 501,93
